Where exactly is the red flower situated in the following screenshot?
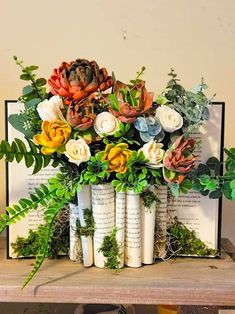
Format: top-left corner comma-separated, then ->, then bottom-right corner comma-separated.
48,59 -> 113,103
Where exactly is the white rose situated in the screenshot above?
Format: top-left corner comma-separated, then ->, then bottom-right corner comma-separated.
37,95 -> 65,122
94,112 -> 119,137
65,139 -> 91,166
155,106 -> 183,133
139,140 -> 165,168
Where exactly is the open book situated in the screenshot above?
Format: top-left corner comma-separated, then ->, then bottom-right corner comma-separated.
155,103 -> 224,257
6,101 -> 59,258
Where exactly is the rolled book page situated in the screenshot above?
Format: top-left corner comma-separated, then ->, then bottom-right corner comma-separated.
154,185 -> 168,259
141,200 -> 156,264
69,202 -> 82,262
91,184 -> 115,268
125,190 -> 142,267
115,192 -> 126,268
77,185 -> 94,267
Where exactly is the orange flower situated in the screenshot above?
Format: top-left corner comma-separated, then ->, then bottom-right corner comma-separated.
102,143 -> 132,174
48,59 -> 113,103
33,119 -> 71,155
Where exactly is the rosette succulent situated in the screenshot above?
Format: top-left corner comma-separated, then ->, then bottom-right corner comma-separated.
109,80 -> 153,123
163,135 -> 196,183
48,59 -> 114,103
134,116 -> 164,142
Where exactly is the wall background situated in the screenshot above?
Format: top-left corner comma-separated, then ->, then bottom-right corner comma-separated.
0,0 -> 234,242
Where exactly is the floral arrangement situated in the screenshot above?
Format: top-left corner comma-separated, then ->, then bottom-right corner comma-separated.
0,56 -> 235,288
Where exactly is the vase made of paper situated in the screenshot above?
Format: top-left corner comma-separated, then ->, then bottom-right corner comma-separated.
69,184 -> 167,269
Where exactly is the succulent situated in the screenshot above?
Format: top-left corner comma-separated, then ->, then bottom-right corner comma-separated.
48,59 -> 113,103
134,116 -> 164,142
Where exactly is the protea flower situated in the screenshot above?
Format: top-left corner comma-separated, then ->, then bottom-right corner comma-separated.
48,59 -> 114,103
109,80 -> 154,123
163,135 -> 197,183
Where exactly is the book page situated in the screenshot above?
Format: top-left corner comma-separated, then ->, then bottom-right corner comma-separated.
169,104 -> 223,251
154,185 -> 168,259
125,191 -> 141,267
7,102 -> 58,257
91,184 -> 115,268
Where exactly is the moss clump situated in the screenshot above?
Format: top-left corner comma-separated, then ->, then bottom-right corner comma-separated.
141,188 -> 161,209
168,218 -> 218,257
76,208 -> 95,238
11,208 -> 70,258
98,228 -> 120,269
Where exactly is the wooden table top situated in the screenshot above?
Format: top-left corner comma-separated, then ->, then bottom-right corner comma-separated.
0,237 -> 235,305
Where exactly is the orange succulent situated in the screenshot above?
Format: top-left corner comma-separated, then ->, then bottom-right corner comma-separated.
33,119 -> 71,155
48,59 -> 113,103
102,143 -> 132,174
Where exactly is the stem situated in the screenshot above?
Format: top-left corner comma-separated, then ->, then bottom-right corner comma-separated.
15,57 -> 44,100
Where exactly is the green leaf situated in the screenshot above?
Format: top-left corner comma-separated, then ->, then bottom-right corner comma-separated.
24,98 -> 42,109
8,114 -> 34,138
20,73 -> 31,81
35,78 -> 47,87
199,174 -> 210,185
230,179 -> 235,190
22,85 -> 34,96
209,189 -> 222,199
25,65 -> 39,71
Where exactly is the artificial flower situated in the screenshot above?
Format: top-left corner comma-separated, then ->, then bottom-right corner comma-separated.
139,140 -> 165,168
33,119 -> 71,155
66,97 -> 95,131
134,116 -> 163,142
37,95 -> 65,122
163,135 -> 196,183
155,105 -> 183,133
94,112 -> 119,137
102,143 -> 132,174
48,59 -> 113,103
65,138 -> 91,166
109,80 -> 153,123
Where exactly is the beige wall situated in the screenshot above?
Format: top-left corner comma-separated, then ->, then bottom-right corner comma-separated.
0,0 -> 235,241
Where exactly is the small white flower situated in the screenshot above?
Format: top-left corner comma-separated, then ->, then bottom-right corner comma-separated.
155,106 -> 183,133
37,95 -> 65,122
94,112 -> 119,137
139,140 -> 165,169
65,139 -> 91,166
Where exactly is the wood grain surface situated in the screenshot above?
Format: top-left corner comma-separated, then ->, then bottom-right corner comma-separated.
0,238 -> 235,305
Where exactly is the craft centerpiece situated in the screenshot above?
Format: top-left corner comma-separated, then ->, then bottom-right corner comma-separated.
0,56 -> 235,288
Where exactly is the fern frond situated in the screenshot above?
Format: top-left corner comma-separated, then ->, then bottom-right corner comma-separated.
0,139 -> 57,174
21,198 -> 69,289
0,184 -> 56,234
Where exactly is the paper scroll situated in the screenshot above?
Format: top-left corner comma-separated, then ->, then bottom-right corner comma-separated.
91,184 -> 115,268
125,190 -> 141,267
69,202 -> 82,262
115,192 -> 126,268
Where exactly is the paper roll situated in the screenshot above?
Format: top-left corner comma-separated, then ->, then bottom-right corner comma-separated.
91,184 -> 115,268
154,185 -> 168,259
69,202 -> 82,262
125,190 -> 141,267
115,192 -> 126,268
77,185 -> 94,267
141,200 -> 156,264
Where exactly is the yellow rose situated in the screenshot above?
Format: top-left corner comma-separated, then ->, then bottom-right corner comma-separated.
102,143 -> 132,174
33,119 -> 72,155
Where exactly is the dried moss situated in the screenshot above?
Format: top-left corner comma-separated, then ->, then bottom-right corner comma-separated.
11,208 -> 69,258
98,228 -> 120,269
75,208 -> 95,238
168,218 -> 218,257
